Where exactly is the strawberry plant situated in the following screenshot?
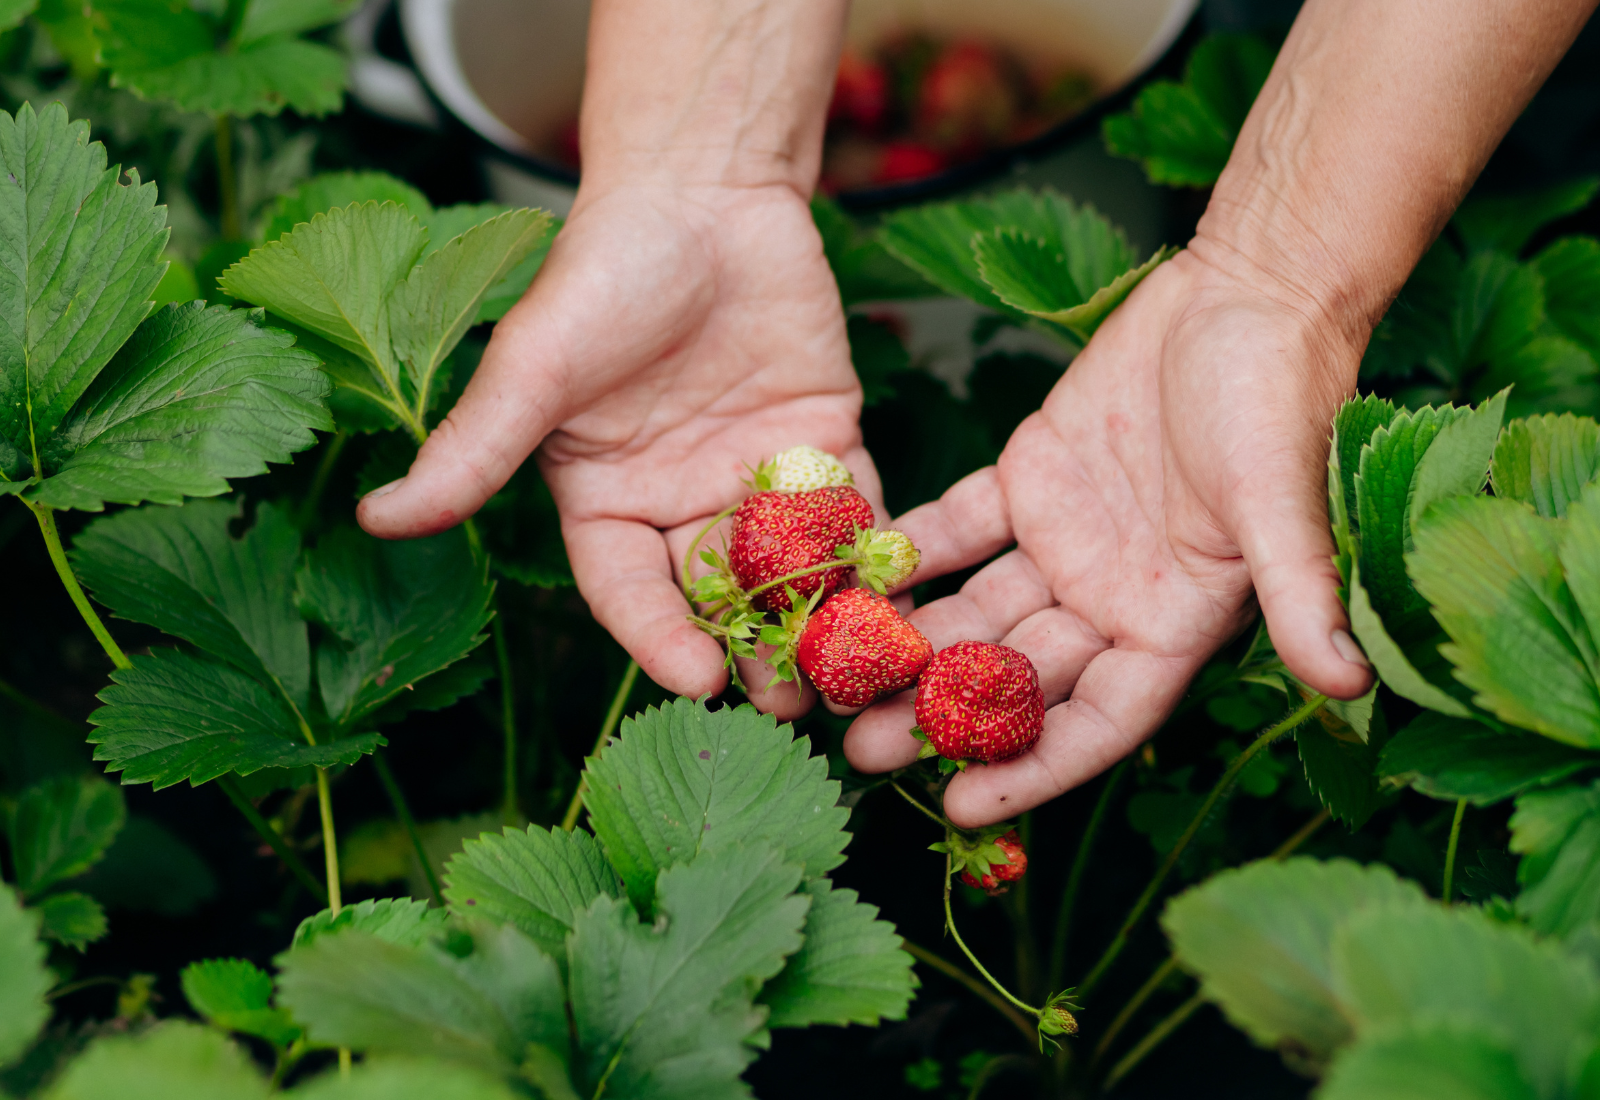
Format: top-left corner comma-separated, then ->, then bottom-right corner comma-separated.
1,14 -> 1599,1100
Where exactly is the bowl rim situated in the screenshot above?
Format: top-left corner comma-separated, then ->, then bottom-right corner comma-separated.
396,0 -> 1204,211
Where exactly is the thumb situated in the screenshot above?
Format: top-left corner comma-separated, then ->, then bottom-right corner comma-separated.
1231,476 -> 1373,701
357,313 -> 565,539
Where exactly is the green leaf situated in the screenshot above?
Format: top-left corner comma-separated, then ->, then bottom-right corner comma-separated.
1381,712 -> 1598,805
1295,699 -> 1387,830
1453,176 -> 1599,256
295,526 -> 493,727
581,697 -> 848,913
89,648 -> 382,788
1347,556 -> 1472,718
0,103 -> 168,485
32,891 -> 107,950
757,879 -> 915,1028
1161,857 -> 1428,1064
289,1058 -> 523,1100
278,922 -> 568,1077
0,883 -> 49,1067
0,0 -> 36,33
443,825 -> 621,966
1535,235 -> 1600,360
1509,779 -> 1600,936
28,302 -> 329,510
36,0 -> 100,81
1100,34 -> 1275,187
812,195 -> 935,308
291,896 -> 447,949
567,846 -> 810,1100
390,209 -> 551,412
98,0 -> 348,118
1328,394 -> 1399,569
1318,1025 -> 1539,1100
4,774 -> 125,897
1330,902 -> 1600,1097
1409,495 -> 1600,746
181,958 -> 302,1046
39,1021 -> 268,1100
264,172 -> 432,244
878,189 -> 1074,314
73,500 -> 311,710
221,202 -> 428,429
1491,413 -> 1600,518
1407,389 -> 1507,537
235,0 -> 359,47
973,225 -> 1174,341
150,257 -> 198,308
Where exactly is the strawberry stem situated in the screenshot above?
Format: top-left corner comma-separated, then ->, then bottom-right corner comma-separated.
942,849 -> 1043,1020
680,504 -> 740,600
741,553 -> 865,601
890,780 -> 954,830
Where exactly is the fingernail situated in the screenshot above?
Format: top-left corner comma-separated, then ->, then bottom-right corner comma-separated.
1331,629 -> 1368,668
362,478 -> 404,501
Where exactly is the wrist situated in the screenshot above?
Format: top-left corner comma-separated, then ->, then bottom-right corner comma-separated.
578,0 -> 848,196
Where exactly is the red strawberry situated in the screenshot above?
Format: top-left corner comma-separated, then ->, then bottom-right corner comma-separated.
915,641 -> 1044,762
959,829 -> 1027,892
915,40 -> 1018,153
830,49 -> 890,131
797,588 -> 932,707
729,486 -> 876,612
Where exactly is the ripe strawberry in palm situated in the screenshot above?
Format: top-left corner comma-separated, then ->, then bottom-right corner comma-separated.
728,486 -> 876,612
914,640 -> 1044,763
796,588 -> 932,707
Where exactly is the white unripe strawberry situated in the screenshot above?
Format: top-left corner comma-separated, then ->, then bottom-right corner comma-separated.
753,445 -> 854,493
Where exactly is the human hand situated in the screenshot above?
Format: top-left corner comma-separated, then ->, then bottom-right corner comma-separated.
843,248 -> 1375,826
357,177 -> 883,712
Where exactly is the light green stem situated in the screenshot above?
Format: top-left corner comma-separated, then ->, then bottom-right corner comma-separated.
901,940 -> 1037,1044
372,752 -> 441,905
943,851 -> 1041,1020
315,768 -> 342,915
28,502 -> 130,670
561,660 -> 640,831
889,780 -> 951,829
1077,694 -> 1327,999
1443,798 -> 1468,905
681,504 -> 739,598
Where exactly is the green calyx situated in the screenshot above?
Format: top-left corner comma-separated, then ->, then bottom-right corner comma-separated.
1037,990 -> 1082,1049
843,527 -> 921,593
911,725 -> 968,772
929,823 -> 1020,885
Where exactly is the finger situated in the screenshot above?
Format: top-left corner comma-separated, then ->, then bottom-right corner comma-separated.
841,689 -> 918,772
736,644 -> 818,721
885,467 -> 1013,590
1232,485 -> 1373,701
564,516 -> 729,699
357,302 -> 568,539
942,647 -> 1202,827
